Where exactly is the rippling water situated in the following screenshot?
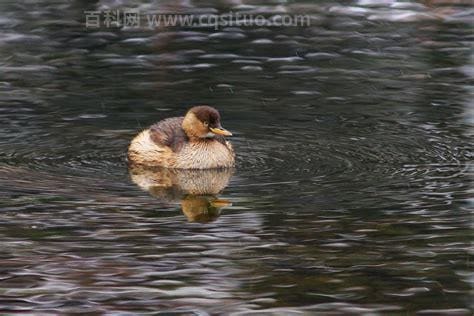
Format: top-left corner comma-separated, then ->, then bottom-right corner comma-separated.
1,0 -> 473,314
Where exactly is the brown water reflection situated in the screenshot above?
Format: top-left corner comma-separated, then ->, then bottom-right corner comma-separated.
129,166 -> 234,222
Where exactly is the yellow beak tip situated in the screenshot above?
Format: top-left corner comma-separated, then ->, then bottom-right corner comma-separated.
210,127 -> 232,136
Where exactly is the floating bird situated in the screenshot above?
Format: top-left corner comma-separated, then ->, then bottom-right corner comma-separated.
128,106 -> 235,169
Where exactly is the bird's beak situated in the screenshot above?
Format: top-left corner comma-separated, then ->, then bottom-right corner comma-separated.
210,126 -> 232,136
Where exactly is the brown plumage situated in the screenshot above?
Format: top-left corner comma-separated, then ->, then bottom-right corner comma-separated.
128,106 -> 235,169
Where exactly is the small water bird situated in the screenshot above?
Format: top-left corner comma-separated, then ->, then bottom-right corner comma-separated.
128,106 -> 235,169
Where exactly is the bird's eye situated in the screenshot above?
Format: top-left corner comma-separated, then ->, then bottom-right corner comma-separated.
203,121 -> 209,126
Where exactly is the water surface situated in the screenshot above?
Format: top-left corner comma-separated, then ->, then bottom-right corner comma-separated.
0,0 -> 473,314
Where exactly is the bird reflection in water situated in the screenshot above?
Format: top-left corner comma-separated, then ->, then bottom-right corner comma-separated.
129,165 -> 234,222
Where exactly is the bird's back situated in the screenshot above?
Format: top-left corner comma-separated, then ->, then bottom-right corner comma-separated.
149,117 -> 188,152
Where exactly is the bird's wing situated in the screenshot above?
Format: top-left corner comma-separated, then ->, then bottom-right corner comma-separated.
149,117 -> 188,152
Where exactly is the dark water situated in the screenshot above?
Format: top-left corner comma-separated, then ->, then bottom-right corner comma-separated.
1,0 -> 473,314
